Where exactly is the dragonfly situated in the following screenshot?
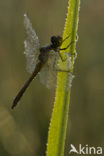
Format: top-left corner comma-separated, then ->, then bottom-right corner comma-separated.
11,14 -> 73,109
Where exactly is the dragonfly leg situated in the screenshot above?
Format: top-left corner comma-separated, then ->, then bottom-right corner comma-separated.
56,50 -> 76,62
59,41 -> 74,51
57,39 -> 76,61
60,34 -> 78,50
62,35 -> 70,43
56,51 -> 67,62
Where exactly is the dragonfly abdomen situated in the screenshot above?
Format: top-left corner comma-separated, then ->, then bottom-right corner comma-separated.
12,61 -> 43,109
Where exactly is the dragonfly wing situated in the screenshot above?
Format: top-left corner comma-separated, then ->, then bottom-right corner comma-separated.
24,14 -> 40,73
39,51 -> 59,88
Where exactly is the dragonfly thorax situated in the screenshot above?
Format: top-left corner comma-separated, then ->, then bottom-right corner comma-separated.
39,45 -> 51,63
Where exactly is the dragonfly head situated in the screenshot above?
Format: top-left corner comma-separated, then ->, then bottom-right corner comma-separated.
51,35 -> 62,48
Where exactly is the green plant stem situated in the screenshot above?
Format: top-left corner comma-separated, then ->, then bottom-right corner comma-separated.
46,0 -> 80,156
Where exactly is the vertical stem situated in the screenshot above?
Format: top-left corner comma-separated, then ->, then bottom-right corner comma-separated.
46,0 -> 80,156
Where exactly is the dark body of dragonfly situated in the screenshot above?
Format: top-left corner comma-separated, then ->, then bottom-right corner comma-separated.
11,14 -> 72,109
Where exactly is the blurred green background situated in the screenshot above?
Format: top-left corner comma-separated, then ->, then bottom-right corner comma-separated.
0,0 -> 104,155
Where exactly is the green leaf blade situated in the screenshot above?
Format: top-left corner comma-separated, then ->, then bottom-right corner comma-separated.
46,0 -> 80,156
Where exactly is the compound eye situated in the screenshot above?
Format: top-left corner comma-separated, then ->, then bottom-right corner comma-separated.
51,36 -> 57,44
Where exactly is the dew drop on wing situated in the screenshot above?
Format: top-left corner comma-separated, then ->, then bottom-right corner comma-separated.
24,13 -> 40,74
39,50 -> 59,88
